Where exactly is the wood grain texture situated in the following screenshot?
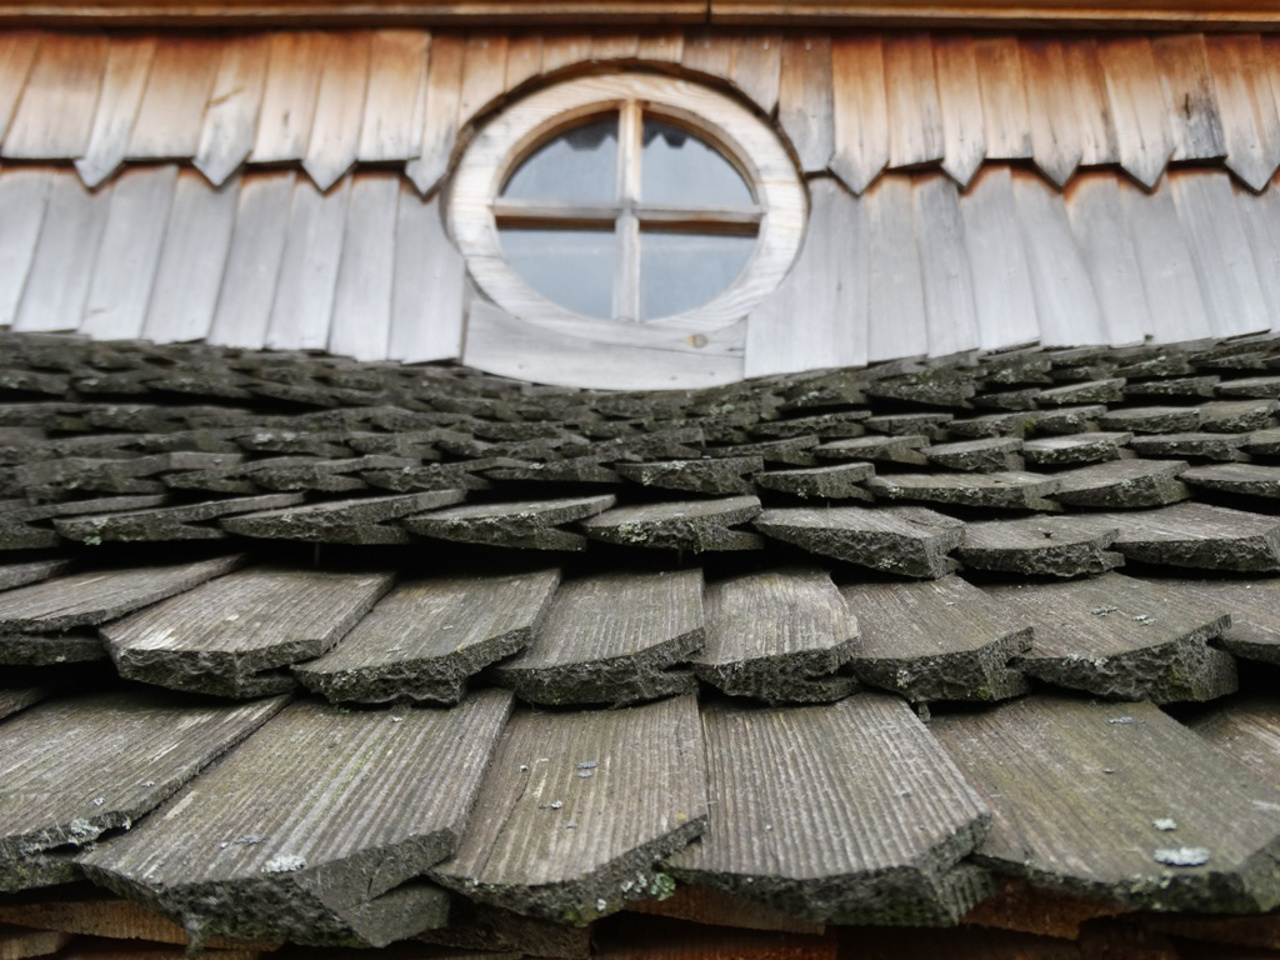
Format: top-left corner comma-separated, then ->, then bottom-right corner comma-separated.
328,172 -> 399,360
295,569 -> 560,704
389,187 -> 466,362
53,493 -> 304,543
729,32 -> 781,114
0,558 -> 70,592
459,33 -> 508,124
933,35 -> 985,187
694,568 -> 858,703
0,689 -> 284,892
74,35 -> 155,187
2,34 -> 107,159
434,695 -> 707,923
220,489 -> 464,544
491,569 -> 703,706
865,469 -> 1061,512
1098,37 -> 1174,189
957,515 -> 1123,578
913,172 -> 979,358
194,33 -> 271,186
1051,458 -> 1190,509
1103,501 -> 1280,572
842,575 -> 1032,703
959,165 -> 1038,352
1233,171 -> 1280,327
1152,34 -> 1225,162
0,924 -> 69,959
82,692 -> 513,947
0,167 -> 51,328
1206,34 -> 1280,191
1163,577 -> 1280,664
503,32 -> 542,89
883,33 -> 943,170
0,686 -> 50,722
988,571 -> 1235,702
932,695 -> 1280,912
1064,172 -> 1150,346
865,174 -> 928,362
829,35 -> 888,195
251,31 -> 328,163
358,29 -> 430,162
303,29 -> 371,189
126,36 -> 219,159
0,899 -> 274,950
0,33 -> 39,147
1019,40 -> 1081,186
681,28 -> 732,78
778,34 -> 833,172
1063,38 -> 1119,168
973,36 -> 1031,160
577,496 -> 764,553
266,174 -> 350,351
403,495 -> 614,550
406,31 -> 465,194
208,170 -> 296,349
143,169 -> 240,343
669,695 -> 991,924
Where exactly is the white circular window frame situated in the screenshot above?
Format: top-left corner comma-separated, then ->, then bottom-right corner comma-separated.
449,73 -> 808,341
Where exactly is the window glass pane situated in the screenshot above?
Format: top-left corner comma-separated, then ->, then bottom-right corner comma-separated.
501,117 -> 618,205
641,119 -> 753,207
639,231 -> 754,320
500,227 -> 615,319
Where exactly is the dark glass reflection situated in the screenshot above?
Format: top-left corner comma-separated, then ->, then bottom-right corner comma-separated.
500,227 -> 615,319
639,231 -> 754,320
641,120 -> 753,207
501,117 -> 619,205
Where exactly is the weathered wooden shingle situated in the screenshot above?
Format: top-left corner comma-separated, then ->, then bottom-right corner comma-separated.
403,496 -> 615,551
102,567 -> 395,697
295,569 -> 560,704
693,569 -> 858,703
1022,432 -> 1133,467
433,695 -> 706,923
1049,459 -> 1190,508
1190,697 -> 1280,785
54,493 -> 305,543
0,690 -> 285,892
1182,462 -> 1280,500
933,696 -> 1280,912
614,457 -> 761,496
865,470 -> 1061,511
82,692 -> 513,947
220,491 -> 465,544
669,695 -> 991,925
956,515 -> 1123,578
0,558 -> 70,591
491,570 -> 703,706
988,572 -> 1236,702
1102,502 -> 1280,572
1157,577 -> 1280,664
841,576 -> 1032,703
579,498 -> 764,553
754,462 -> 874,500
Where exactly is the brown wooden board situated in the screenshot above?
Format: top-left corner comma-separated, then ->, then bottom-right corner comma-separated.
101,566 -> 395,697
490,569 -> 703,706
1,34 -> 107,160
358,29 -> 430,162
0,925 -> 70,959
956,515 -> 1123,578
693,568 -> 858,703
987,571 -> 1236,703
625,884 -> 825,936
668,695 -> 991,925
0,898 -> 276,950
295,569 -> 560,704
403,495 -> 615,550
75,36 -> 155,187
777,35 -> 833,173
1102,502 -> 1280,572
1098,36 -> 1174,189
221,490 -> 465,544
579,497 -> 764,553
250,31 -> 328,163
195,33 -> 271,185
125,36 -> 220,160
841,575 -> 1032,703
82,691 -> 514,947
433,695 -> 707,923
932,695 -> 1280,912
0,689 -> 284,892
303,29 -> 371,189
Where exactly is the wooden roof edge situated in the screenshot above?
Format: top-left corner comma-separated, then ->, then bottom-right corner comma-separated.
4,0 -> 1280,29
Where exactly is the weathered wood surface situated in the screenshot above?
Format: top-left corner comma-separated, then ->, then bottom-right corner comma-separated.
956,515 -> 1123,578
1098,37 -> 1174,189
1184,462 -> 1280,498
420,901 -> 592,958
694,569 -> 858,703
433,695 -> 707,923
626,884 -> 825,935
778,35 -> 833,173
491,570 -> 703,706
125,36 -> 220,160
53,493 -> 304,542
1050,459 -> 1191,508
403,495 -> 614,550
933,35 -> 985,187
615,457 -> 760,496
0,899 -> 275,951
327,172 -> 399,361
101,567 -> 395,697
816,434 -> 927,465
1158,576 -> 1280,664
0,686 -> 49,721
829,36 -> 887,196
1,34 -> 106,159
580,497 -> 764,553
960,166 -> 1039,352
841,576 -> 1032,703
865,175 -> 929,362
266,175 -> 350,351
987,571 -> 1236,702
866,470 -> 1061,512
0,493 -> 171,552
0,167 -> 49,328
295,569 -> 560,704
82,692 -> 514,947
405,32 -> 464,195
195,33 -> 271,186
1152,34 -> 1226,163
0,925 -> 70,959
390,189 -> 467,363
1191,696 -> 1280,785
0,690 -> 284,892
754,505 -> 964,578
1023,432 -> 1133,467
74,36 -> 155,187
303,30 -> 371,190
1101,502 -> 1280,572
359,30 -> 430,162
913,173 -> 980,358
669,695 -> 991,924
221,490 -> 465,544
251,31 -> 328,163
923,437 -> 1024,473
932,696 -> 1280,912
0,558 -> 69,592
755,462 -> 875,500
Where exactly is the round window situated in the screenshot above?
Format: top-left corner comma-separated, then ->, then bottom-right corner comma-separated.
449,74 -> 807,336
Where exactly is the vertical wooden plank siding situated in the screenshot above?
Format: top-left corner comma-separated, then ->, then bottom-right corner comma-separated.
973,36 -> 1033,160
1011,168 -> 1105,348
864,174 -> 929,362
591,32 -> 640,60
1098,37 -> 1174,189
958,165 -> 1039,351
329,173 -> 400,362
0,167 -> 52,328
390,186 -> 467,363
636,30 -> 683,64
75,36 -> 155,188
80,165 -> 179,340
2,35 -> 108,159
933,36 -> 986,188
304,30 -> 372,190
126,36 -> 220,159
406,32 -> 465,195
1117,175 -> 1213,344
1151,34 -> 1226,161
267,175 -> 351,351
681,29 -> 733,77
13,174 -> 110,332
458,33 -> 510,124
744,177 -> 866,376
0,33 -> 40,145
195,33 -> 271,186
778,35 -> 834,173
830,35 -> 889,195
251,31 -> 328,163
1019,40 -> 1083,187
539,34 -> 592,74
1168,169 -> 1269,338
729,33 -> 781,115
1233,174 -> 1280,327
912,172 -> 979,357
883,33 -> 944,170
1063,38 -> 1119,167
504,33 -> 544,90
144,170 -> 241,343
358,30 -> 431,163
1205,35 -> 1280,192
208,171 -> 296,350
1065,173 -> 1152,345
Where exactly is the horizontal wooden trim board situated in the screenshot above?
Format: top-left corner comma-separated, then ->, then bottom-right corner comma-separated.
5,0 -> 1280,27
